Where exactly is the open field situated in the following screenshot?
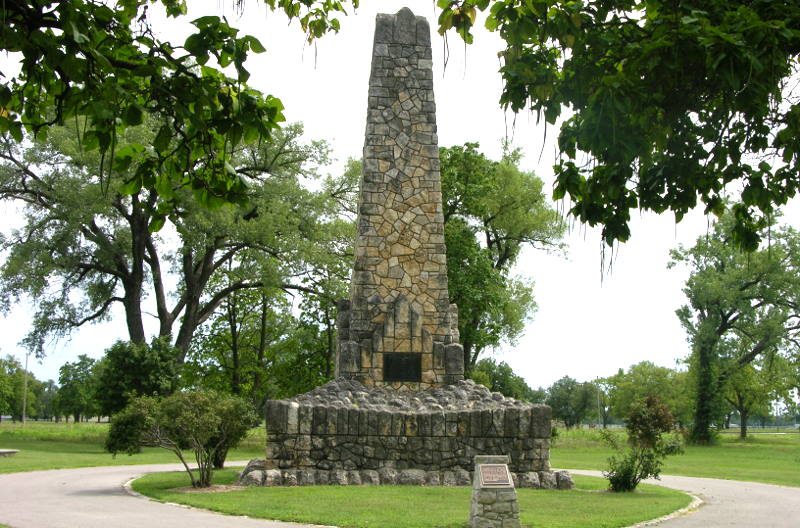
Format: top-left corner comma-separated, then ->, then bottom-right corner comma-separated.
133,470 -> 691,528
0,421 -> 265,474
551,428 -> 800,487
4,422 -> 798,488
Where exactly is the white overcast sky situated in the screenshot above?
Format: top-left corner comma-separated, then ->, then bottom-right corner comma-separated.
2,0 -> 798,389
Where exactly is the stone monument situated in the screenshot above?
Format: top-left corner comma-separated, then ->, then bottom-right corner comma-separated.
335,6 -> 464,390
237,8 -> 568,490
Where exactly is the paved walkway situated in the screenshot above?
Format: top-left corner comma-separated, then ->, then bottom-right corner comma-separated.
570,469 -> 800,527
0,462 -> 325,528
0,464 -> 798,527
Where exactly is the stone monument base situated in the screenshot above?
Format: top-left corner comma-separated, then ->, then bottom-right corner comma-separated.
238,460 -> 574,489
237,379 -> 573,489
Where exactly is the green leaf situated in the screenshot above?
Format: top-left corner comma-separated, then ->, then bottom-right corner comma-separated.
148,215 -> 167,232
123,104 -> 144,126
119,177 -> 143,195
153,125 -> 172,154
241,35 -> 266,53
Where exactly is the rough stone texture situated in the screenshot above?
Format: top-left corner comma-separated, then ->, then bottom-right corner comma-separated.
469,456 -> 521,528
555,470 -> 575,490
237,464 -> 564,490
334,7 -> 463,390
262,379 -> 552,475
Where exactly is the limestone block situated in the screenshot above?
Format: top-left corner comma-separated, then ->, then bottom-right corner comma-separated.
555,470 -> 575,490
379,467 -> 399,484
445,343 -> 464,375
425,471 -> 442,486
518,472 -> 540,489
238,469 -> 265,486
538,471 -> 557,489
348,470 -> 363,485
282,470 -> 299,486
361,470 -> 381,485
398,469 -> 427,485
264,469 -> 283,486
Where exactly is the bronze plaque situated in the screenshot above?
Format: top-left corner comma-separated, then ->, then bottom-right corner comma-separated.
478,464 -> 513,488
383,353 -> 421,382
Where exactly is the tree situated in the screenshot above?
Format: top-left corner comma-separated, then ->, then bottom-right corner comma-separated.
0,355 -> 17,421
94,338 -> 178,416
470,358 -> 544,402
546,376 -> 594,428
0,122 -> 338,360
440,143 -> 564,372
55,355 -> 97,422
606,361 -> 692,428
106,390 -> 257,487
671,211 -> 800,444
1,356 -> 42,421
1,1 -> 359,219
439,1 -> 800,250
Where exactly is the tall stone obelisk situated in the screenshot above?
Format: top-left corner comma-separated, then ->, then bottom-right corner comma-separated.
335,8 -> 464,389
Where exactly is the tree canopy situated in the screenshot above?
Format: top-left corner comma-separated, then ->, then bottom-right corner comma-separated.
438,0 -> 800,250
0,1 -> 360,222
0,122 -> 345,359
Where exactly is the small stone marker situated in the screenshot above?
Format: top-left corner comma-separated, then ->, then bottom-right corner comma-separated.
470,455 -> 521,528
0,449 -> 19,457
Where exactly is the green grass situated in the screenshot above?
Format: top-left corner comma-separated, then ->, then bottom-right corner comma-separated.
551,428 -> 800,487
132,470 -> 691,528
0,421 -> 265,474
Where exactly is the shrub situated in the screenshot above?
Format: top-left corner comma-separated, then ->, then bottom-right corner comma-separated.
602,395 -> 683,492
106,390 -> 257,487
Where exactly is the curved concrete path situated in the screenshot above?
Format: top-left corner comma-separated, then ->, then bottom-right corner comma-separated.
0,461 -> 325,528
0,463 -> 798,528
569,469 -> 800,527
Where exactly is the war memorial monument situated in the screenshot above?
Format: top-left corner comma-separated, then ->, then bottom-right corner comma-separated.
238,7 -> 571,490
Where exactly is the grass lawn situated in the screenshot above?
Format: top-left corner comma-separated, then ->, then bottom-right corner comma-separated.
551,429 -> 800,487
0,421 -> 265,474
132,470 -> 692,528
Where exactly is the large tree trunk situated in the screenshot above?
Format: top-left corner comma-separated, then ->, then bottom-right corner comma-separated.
740,409 -> 749,439
122,282 -> 147,344
690,340 -> 719,445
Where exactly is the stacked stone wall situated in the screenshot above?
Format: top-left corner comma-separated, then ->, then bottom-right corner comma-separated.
261,379 -> 551,477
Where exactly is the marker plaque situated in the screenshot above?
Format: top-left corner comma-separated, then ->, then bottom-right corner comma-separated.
477,463 -> 514,488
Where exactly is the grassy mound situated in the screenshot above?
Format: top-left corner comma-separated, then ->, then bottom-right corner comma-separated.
132,470 -> 692,528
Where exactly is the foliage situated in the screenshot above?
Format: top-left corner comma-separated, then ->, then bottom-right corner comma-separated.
546,375 -> 594,428
470,358 -> 544,402
603,395 -> 682,492
670,210 -> 800,444
723,356 -> 793,439
605,361 -> 692,427
0,355 -> 16,418
55,354 -> 97,422
0,122 -> 340,359
183,154 -> 356,405
0,1 -> 360,219
440,143 -> 564,371
0,354 -> 43,421
105,390 -> 257,487
94,338 -> 178,417
438,0 -> 800,250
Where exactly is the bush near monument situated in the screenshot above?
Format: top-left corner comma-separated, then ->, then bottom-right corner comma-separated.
603,395 -> 683,492
105,390 -> 257,487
